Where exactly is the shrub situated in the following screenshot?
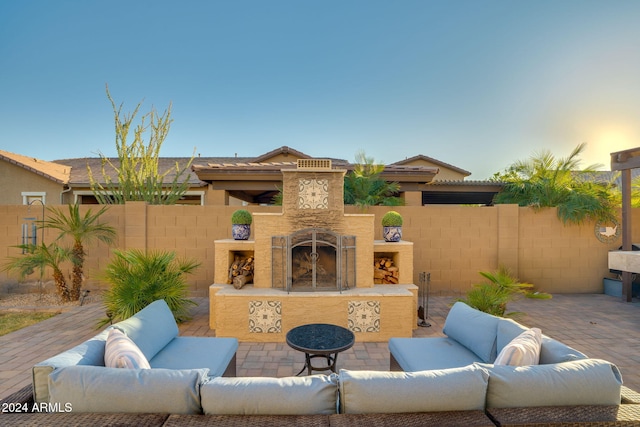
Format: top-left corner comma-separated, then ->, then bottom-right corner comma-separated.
456,266 -> 551,318
98,249 -> 200,327
382,211 -> 403,227
231,209 -> 252,225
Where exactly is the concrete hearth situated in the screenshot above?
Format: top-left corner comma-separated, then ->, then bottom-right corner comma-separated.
209,159 -> 417,342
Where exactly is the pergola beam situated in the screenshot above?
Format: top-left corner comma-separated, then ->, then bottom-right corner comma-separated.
611,147 -> 640,302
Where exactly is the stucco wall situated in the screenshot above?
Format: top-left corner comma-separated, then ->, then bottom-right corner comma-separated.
0,203 -> 630,297
0,162 -> 66,205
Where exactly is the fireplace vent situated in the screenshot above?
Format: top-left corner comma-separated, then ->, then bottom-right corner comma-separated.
297,159 -> 332,170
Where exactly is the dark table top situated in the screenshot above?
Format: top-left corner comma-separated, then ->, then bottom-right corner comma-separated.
286,323 -> 355,354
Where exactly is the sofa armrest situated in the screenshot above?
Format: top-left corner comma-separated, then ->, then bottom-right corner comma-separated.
32,328 -> 110,403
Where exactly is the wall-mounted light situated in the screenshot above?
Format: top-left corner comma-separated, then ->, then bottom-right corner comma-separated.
21,199 -> 46,254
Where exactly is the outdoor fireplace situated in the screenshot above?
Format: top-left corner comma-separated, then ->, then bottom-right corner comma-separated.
210,159 -> 417,342
272,228 -> 356,292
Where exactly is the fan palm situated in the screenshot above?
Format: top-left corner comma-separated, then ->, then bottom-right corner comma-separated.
44,204 -> 116,300
3,243 -> 74,302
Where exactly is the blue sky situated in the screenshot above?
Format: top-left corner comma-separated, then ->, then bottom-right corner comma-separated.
1,0 -> 639,179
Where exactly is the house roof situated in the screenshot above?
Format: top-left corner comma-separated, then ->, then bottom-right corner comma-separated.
391,154 -> 471,177
422,180 -> 504,205
11,145 -> 466,189
192,159 -> 440,185
54,157 -> 211,187
0,150 -> 71,184
250,145 -> 350,165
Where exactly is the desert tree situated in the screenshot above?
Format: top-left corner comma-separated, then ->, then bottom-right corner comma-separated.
88,85 -> 195,205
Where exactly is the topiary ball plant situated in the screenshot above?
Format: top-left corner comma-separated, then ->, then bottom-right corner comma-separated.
382,211 -> 403,227
231,209 -> 252,225
382,210 -> 403,242
231,209 -> 252,240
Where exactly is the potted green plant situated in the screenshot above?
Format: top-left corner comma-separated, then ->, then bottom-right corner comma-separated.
231,209 -> 252,240
382,210 -> 403,242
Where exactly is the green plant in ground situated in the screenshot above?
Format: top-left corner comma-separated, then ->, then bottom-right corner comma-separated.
344,150 -> 403,208
99,249 -> 200,327
231,209 -> 253,225
382,210 -> 403,226
457,266 -> 551,318
3,243 -> 74,302
45,204 -> 117,301
492,143 -> 617,225
87,85 -> 195,205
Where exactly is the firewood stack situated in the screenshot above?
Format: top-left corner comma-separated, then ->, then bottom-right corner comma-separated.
228,255 -> 254,289
374,257 -> 399,284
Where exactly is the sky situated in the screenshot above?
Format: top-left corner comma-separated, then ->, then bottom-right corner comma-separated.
1,0 -> 639,179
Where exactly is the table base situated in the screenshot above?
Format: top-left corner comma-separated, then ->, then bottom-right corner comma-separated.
295,352 -> 341,376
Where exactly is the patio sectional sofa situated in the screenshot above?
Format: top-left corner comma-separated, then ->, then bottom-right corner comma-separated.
31,299 -> 238,405
2,300 -> 639,426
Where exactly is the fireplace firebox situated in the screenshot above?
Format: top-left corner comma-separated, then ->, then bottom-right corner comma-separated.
272,228 -> 355,293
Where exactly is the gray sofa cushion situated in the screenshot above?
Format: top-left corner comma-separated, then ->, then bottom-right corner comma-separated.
32,328 -> 110,404
539,336 -> 587,364
497,317 -> 587,364
112,299 -> 179,361
496,317 -> 528,354
338,365 -> 489,414
48,365 -> 208,414
479,358 -> 622,408
201,375 -> 338,415
442,302 -> 499,362
150,336 -> 238,377
388,337 -> 482,371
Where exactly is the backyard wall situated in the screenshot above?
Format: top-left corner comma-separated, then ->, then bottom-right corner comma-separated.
0,203 -> 630,296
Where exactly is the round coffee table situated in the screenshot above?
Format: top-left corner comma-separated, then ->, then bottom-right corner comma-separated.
286,323 -> 355,376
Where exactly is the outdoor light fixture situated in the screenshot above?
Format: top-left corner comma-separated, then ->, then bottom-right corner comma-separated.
21,199 -> 45,252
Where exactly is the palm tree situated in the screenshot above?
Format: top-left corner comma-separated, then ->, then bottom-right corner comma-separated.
3,243 -> 74,302
44,204 -> 117,300
344,150 -> 403,208
492,143 -> 617,225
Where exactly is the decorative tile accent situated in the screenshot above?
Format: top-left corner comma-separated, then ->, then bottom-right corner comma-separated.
348,301 -> 380,332
298,178 -> 329,209
249,301 -> 282,333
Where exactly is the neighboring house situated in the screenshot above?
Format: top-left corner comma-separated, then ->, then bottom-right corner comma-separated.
390,154 -> 471,181
0,146 -> 500,206
0,150 -> 71,205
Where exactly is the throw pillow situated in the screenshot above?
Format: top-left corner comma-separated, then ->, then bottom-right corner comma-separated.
104,328 -> 151,369
494,327 -> 542,366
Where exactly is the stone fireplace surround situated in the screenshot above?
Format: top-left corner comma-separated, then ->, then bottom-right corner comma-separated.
210,160 -> 417,342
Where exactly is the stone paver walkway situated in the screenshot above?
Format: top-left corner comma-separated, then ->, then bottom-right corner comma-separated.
1,293 -> 639,399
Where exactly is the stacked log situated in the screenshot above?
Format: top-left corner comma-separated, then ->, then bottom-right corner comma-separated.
374,257 -> 399,284
228,255 -> 254,289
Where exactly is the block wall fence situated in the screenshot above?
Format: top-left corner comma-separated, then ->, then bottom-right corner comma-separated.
0,202 -> 630,296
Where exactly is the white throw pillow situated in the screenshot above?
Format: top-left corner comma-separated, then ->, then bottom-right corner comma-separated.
494,327 -> 542,366
104,328 -> 151,369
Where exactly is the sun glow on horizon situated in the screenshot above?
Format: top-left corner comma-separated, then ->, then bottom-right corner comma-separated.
583,125 -> 638,170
